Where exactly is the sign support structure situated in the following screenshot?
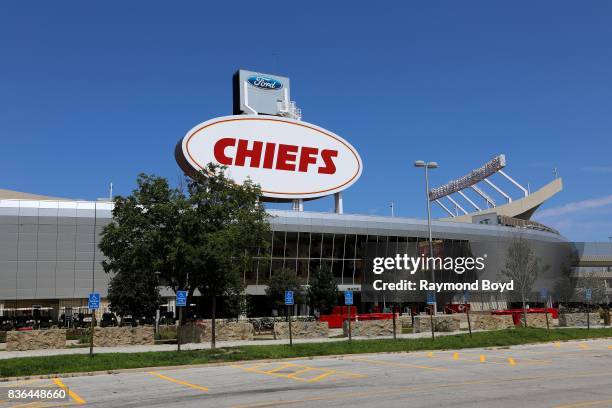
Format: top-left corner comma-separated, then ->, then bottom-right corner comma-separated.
585,289 -> 592,330
540,288 -> 550,331
392,305 -> 397,340
88,292 -> 100,357
464,292 -> 472,338
285,291 -> 294,346
344,291 -> 353,342
427,292 -> 435,340
176,291 -> 188,352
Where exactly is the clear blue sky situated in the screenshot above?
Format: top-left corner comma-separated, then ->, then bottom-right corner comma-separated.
1,1 -> 611,241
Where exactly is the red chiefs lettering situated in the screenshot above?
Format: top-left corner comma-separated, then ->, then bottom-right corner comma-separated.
213,138 -> 338,175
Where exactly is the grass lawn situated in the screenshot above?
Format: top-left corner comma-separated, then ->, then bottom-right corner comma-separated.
1,327 -> 611,379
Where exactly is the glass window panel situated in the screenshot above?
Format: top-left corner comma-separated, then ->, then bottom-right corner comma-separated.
285,232 -> 298,258
321,233 -> 334,259
344,234 -> 356,259
333,234 -> 346,260
257,258 -> 271,285
310,233 -> 322,259
297,232 -> 310,259
354,259 -> 364,284
331,260 -> 343,284
356,235 -> 368,260
271,231 -> 286,258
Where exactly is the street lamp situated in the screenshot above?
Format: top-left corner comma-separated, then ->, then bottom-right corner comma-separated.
414,160 -> 439,314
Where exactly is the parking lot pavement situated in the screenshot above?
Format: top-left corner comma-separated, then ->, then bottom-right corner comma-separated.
1,338 -> 611,407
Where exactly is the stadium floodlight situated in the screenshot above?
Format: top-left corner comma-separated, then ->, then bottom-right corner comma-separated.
414,160 -> 438,169
414,159 -> 438,314
428,155 -> 506,201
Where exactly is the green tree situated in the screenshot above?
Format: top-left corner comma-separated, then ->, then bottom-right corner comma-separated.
186,164 -> 270,348
99,175 -> 184,319
106,268 -> 160,322
308,263 -> 338,315
501,237 -> 548,327
266,268 -> 303,314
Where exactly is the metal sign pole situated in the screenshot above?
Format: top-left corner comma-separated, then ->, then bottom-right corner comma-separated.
466,307 -> 472,338
348,309 -> 352,342
392,307 -> 397,340
585,289 -> 592,330
587,300 -> 590,330
429,306 -> 435,341
88,292 -> 100,358
464,292 -> 472,338
287,305 -> 292,346
285,290 -> 294,347
89,315 -> 95,357
177,306 -> 183,352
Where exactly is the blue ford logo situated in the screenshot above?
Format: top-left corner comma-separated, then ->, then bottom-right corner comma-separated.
247,75 -> 283,90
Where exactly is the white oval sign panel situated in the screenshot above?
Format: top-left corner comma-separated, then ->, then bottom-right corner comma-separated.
175,115 -> 362,200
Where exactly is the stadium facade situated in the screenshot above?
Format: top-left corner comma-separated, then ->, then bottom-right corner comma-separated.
0,188 -> 610,319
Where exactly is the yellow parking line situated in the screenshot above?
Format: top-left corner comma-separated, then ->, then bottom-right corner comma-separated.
554,342 -> 561,348
553,399 -> 612,408
286,367 -> 316,378
351,357 -> 447,371
453,352 -> 459,360
263,363 -> 295,374
508,358 -> 516,366
426,352 -> 434,357
479,355 -> 486,362
608,346 -> 612,350
579,343 -> 590,350
53,378 -> 86,405
147,371 -> 209,392
307,370 -> 337,382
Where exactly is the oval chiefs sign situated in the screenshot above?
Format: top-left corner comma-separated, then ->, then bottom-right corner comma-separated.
175,115 -> 362,200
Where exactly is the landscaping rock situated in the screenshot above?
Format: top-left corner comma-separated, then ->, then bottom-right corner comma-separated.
398,315 -> 413,329
93,326 -> 154,347
473,315 -> 515,330
342,319 -> 401,337
6,329 -> 66,351
558,313 -> 600,327
274,321 -> 328,339
413,315 -> 461,333
181,321 -> 254,343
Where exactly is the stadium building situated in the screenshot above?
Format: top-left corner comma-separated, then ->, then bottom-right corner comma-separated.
1,70 -> 610,321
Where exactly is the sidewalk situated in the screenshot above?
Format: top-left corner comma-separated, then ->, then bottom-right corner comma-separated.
0,330 -> 480,360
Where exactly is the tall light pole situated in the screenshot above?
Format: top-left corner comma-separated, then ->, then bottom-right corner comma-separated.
414,160 -> 439,314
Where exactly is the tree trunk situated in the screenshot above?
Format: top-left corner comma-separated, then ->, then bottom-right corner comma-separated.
521,294 -> 528,328
211,295 -> 216,350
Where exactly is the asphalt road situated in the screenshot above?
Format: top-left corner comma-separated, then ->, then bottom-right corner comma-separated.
2,338 -> 611,408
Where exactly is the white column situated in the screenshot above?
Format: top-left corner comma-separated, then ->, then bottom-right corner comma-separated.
334,192 -> 343,214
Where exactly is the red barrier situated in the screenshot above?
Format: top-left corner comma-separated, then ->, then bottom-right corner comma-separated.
319,311 -> 395,328
492,308 -> 558,326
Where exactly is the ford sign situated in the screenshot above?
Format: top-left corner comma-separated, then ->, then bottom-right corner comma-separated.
175,115 -> 362,200
247,75 -> 283,90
